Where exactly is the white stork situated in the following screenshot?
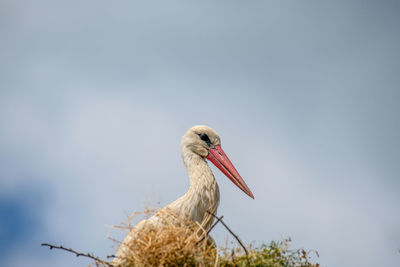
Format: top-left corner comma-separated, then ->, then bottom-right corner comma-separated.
112,125 -> 254,265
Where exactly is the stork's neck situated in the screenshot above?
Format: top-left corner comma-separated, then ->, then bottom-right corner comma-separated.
167,149 -> 220,230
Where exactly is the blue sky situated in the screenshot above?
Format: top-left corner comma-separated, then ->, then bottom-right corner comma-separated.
0,1 -> 399,266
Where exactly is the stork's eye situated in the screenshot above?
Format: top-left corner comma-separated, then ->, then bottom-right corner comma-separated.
199,133 -> 212,146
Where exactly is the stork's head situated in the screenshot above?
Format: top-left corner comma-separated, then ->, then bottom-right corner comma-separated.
181,125 -> 254,199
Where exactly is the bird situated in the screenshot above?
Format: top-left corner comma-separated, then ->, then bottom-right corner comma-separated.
112,125 -> 254,266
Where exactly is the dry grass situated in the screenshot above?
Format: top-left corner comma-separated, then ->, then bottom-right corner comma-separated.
109,208 -> 217,266
104,208 -> 320,267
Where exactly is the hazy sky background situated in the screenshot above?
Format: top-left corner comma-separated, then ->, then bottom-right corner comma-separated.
1,1 -> 399,266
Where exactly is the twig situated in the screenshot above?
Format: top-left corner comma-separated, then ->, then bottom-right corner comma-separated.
41,243 -> 112,266
206,211 -> 248,256
197,215 -> 224,244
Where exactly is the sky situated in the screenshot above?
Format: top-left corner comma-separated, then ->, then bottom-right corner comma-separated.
0,1 -> 399,266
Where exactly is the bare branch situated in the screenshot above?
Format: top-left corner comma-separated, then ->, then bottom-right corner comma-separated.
197,215 -> 224,244
206,211 -> 248,256
41,243 -> 112,267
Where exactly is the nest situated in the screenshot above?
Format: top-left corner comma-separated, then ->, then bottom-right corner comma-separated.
42,208 -> 321,267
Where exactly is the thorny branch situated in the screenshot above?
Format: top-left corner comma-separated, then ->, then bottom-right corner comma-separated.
41,243 -> 112,267
42,212 -> 249,265
206,211 -> 249,256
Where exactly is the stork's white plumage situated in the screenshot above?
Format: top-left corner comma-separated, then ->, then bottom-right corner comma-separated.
112,125 -> 253,265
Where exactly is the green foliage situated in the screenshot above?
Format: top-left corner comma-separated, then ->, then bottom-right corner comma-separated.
219,239 -> 319,267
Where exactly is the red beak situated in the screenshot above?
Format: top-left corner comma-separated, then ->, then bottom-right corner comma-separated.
206,145 -> 254,199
